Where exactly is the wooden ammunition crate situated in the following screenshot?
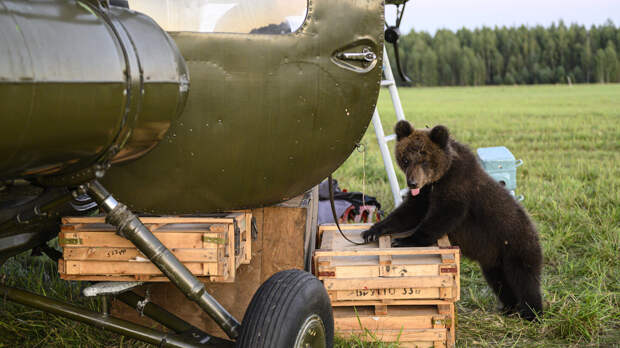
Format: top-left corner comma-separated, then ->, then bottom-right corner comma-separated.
334,303 -> 455,348
58,212 -> 252,283
314,224 -> 460,304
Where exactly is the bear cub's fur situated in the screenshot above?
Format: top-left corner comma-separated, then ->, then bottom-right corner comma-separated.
363,121 -> 543,321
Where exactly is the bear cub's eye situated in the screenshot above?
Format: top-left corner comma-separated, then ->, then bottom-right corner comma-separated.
420,150 -> 427,156
402,158 -> 410,166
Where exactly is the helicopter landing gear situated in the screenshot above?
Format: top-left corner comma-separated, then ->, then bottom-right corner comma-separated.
236,269 -> 333,348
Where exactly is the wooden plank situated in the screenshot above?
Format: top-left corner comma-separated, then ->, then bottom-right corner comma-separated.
317,229 -> 335,271
436,235 -> 451,248
61,224 -> 231,234
403,343 -> 443,348
261,206 -> 306,281
324,264 -> 440,279
58,274 -> 220,282
59,231 -> 224,249
208,227 -> 231,282
378,235 -> 392,277
63,247 -> 217,262
243,211 -> 252,264
335,328 -> 446,342
437,234 -> 456,264
318,224 -> 371,245
334,305 -> 445,330
314,248 -> 459,257
319,223 -> 374,230
323,276 -> 453,290
329,299 -> 454,307
225,223 -> 236,282
233,212 -> 252,267
58,258 -> 66,274
335,313 -> 435,330
329,288 -> 441,301
455,250 -> 461,302
438,303 -> 456,346
327,253 -> 442,267
330,228 -> 369,249
318,228 -> 335,256
61,260 -> 213,276
374,304 -> 388,316
62,216 -> 236,224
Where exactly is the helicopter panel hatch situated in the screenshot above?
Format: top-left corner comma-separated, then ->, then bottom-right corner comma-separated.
103,0 -> 384,213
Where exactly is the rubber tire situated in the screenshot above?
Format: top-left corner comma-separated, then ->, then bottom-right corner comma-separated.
236,269 -> 334,348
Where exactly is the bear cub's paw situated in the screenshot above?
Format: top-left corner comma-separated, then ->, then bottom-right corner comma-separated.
362,227 -> 383,243
391,236 -> 434,247
391,237 -> 419,247
391,237 -> 414,247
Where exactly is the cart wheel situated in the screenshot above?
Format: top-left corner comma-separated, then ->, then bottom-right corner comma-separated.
236,269 -> 334,348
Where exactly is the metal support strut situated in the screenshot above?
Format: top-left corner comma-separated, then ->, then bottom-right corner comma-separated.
372,46 -> 409,207
81,180 -> 241,339
0,285 -> 227,348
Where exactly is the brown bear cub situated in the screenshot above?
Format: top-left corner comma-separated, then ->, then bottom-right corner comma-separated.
363,121 -> 543,321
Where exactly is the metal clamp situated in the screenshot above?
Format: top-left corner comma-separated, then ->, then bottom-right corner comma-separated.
136,287 -> 151,317
136,298 -> 149,317
338,47 -> 377,62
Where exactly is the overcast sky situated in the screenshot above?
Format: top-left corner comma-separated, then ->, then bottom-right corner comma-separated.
386,0 -> 620,34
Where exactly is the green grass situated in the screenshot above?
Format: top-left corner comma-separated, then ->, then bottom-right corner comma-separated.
333,84 -> 620,347
0,241 -> 150,348
1,84 -> 619,347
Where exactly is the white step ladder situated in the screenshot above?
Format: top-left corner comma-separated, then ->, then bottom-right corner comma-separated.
372,46 -> 408,207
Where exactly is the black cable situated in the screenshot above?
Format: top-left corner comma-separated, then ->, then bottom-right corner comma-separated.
328,175 -> 366,246
396,4 -> 404,27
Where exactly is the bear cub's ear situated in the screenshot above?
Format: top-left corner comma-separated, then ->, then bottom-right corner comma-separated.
395,120 -> 414,141
430,125 -> 450,148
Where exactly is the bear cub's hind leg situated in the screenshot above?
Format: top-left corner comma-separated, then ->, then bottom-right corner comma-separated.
482,265 -> 519,314
503,260 -> 543,321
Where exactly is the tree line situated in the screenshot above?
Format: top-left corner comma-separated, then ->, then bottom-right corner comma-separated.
389,20 -> 620,86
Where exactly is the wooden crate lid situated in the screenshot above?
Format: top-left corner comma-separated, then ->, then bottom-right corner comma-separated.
61,214 -> 245,232
317,226 -> 448,266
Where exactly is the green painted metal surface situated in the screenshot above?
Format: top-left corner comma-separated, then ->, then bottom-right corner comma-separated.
0,0 -> 188,181
103,0 -> 385,213
0,0 -> 384,213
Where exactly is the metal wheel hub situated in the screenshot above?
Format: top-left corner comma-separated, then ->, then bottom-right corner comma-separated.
293,314 -> 327,348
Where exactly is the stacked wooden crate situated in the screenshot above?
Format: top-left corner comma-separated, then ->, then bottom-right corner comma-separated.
314,224 -> 460,348
58,212 -> 252,283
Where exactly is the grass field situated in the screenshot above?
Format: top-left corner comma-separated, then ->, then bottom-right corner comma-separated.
1,84 -> 619,347
333,84 -> 620,347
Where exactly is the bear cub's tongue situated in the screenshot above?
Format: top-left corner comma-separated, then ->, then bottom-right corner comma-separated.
411,188 -> 420,196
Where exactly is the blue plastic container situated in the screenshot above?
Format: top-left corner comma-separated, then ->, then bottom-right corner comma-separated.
476,146 -> 523,198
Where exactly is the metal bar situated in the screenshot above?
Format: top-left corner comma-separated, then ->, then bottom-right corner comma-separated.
83,180 -> 241,339
372,46 -> 409,207
101,295 -> 109,316
372,109 -> 403,206
115,291 -> 234,347
0,189 -> 72,231
382,46 -> 406,122
0,285 -> 227,348
116,291 -> 193,333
